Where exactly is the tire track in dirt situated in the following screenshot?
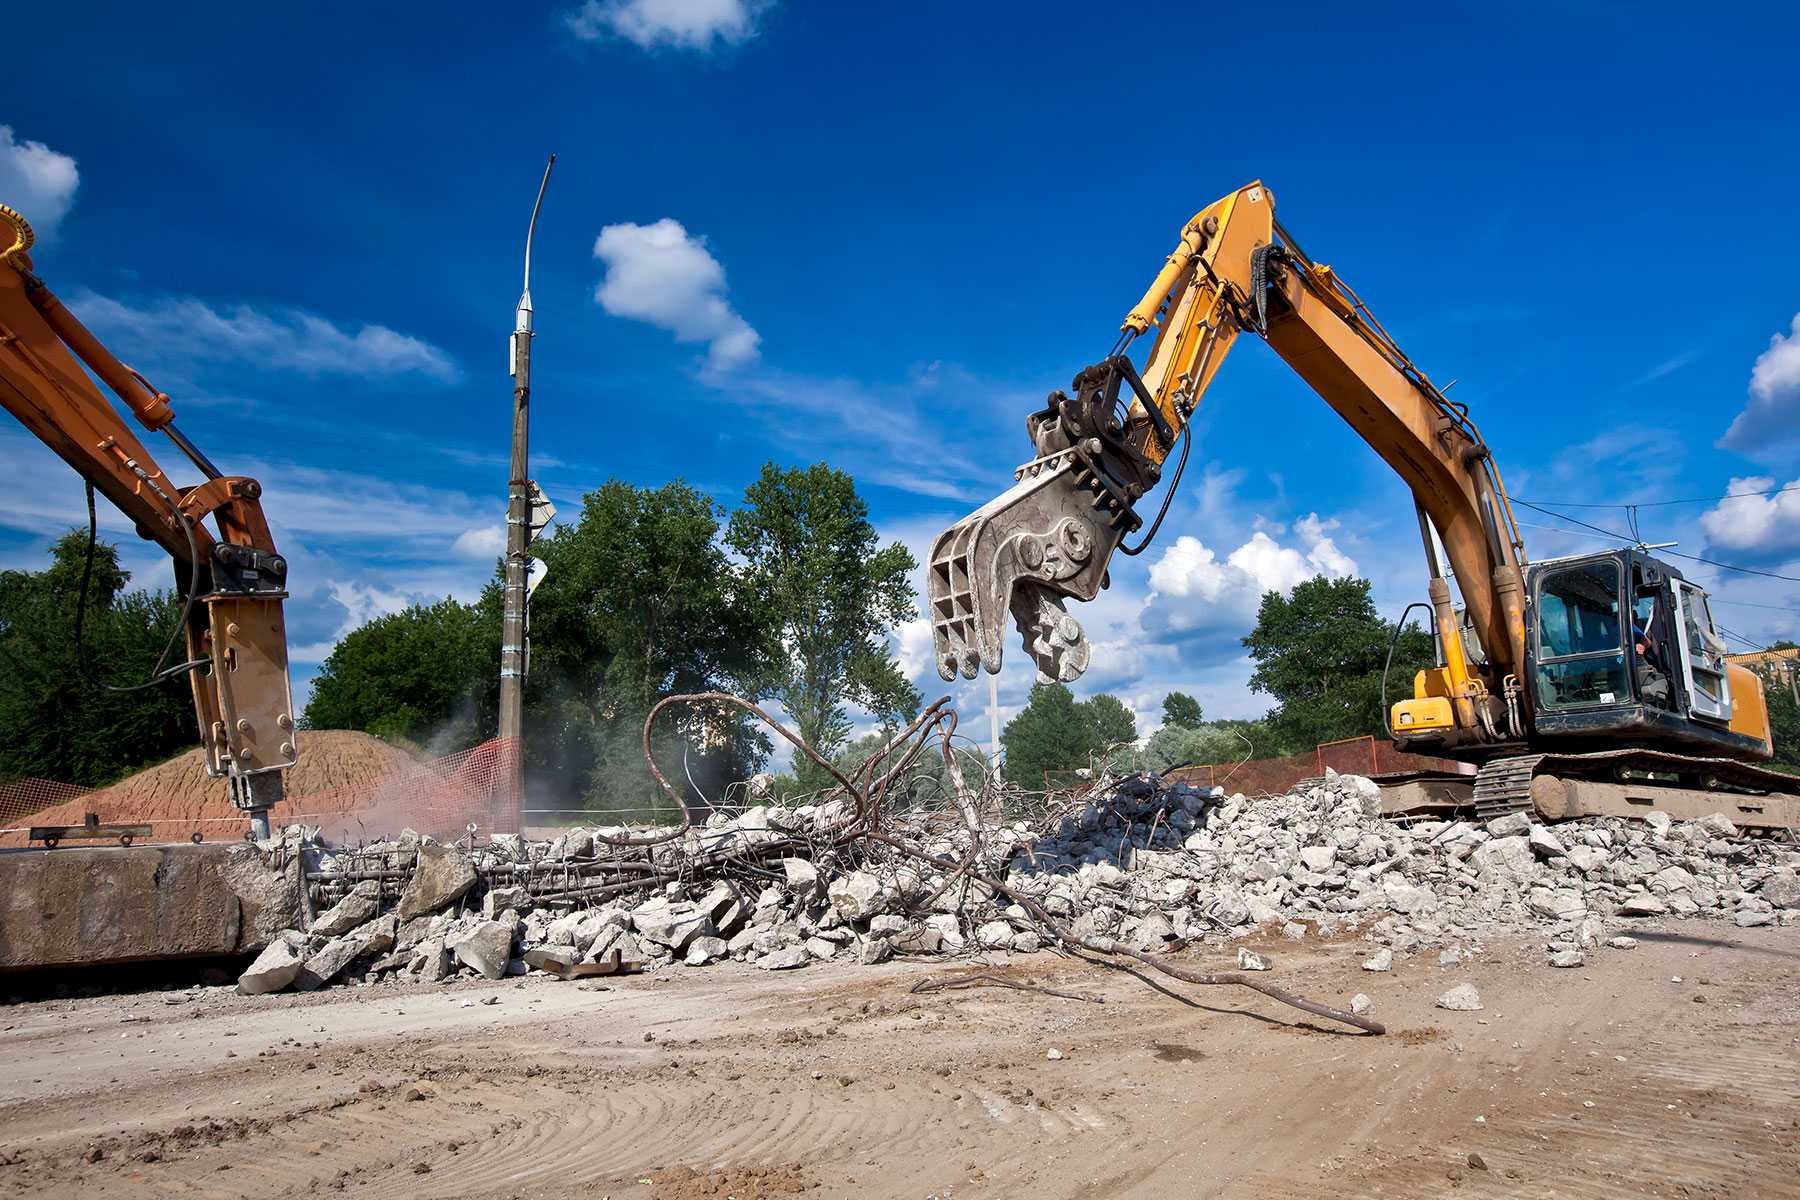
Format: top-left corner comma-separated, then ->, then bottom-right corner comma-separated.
1245,1005 -> 1800,1198
60,1066 -> 1125,1199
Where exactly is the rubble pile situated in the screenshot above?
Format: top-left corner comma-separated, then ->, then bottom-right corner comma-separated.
240,768 -> 1800,996
1007,772 -> 1800,967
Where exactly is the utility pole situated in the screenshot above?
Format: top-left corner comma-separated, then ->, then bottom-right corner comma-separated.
499,155 -> 555,776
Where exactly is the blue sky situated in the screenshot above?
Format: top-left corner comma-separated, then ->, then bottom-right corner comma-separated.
4,1 -> 1799,748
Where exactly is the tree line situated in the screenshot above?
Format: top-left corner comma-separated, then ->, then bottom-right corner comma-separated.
301,462 -> 920,812
5,486 -> 1797,800
998,576 -> 1441,786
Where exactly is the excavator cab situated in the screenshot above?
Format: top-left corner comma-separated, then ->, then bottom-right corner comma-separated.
1524,549 -> 1766,758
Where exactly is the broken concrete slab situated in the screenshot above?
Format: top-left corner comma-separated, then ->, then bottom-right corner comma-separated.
756,945 -> 810,970
1617,893 -> 1668,916
685,936 -> 728,966
1437,983 -> 1483,1011
448,919 -> 512,980
395,845 -> 477,920
630,901 -> 716,951
0,843 -> 301,971
827,871 -> 894,921
238,934 -> 307,994
312,880 -> 381,937
296,933 -> 366,991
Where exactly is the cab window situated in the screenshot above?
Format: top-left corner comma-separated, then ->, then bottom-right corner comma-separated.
1535,560 -> 1627,708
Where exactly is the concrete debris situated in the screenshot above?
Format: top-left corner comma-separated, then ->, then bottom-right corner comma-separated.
1437,983 -> 1484,1011
1350,993 -> 1374,1016
295,932 -> 366,991
312,880 -> 381,936
447,919 -> 513,980
1760,869 -> 1800,909
685,936 -> 728,966
239,766 -> 1798,997
1236,947 -> 1269,971
395,845 -> 477,920
237,934 -> 306,995
756,945 -> 811,970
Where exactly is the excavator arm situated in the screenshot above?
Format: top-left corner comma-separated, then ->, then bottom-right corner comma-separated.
929,182 -> 1530,749
0,206 -> 297,834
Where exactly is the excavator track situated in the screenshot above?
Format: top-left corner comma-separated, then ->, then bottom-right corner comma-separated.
1458,749 -> 1800,832
1472,755 -> 1544,821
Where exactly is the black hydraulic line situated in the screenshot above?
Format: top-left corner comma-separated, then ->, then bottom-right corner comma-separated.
73,481 -> 208,691
1380,602 -> 1436,741
1118,420 -> 1189,557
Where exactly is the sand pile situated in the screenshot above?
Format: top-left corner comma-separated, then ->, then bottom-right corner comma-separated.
2,731 -> 417,845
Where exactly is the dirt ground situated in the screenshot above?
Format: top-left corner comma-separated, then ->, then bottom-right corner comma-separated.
1,924 -> 1797,1199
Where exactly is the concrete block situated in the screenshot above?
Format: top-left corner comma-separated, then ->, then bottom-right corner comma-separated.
395,845 -> 477,920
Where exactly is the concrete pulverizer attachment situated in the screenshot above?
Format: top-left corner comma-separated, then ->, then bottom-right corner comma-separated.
927,449 -> 1127,684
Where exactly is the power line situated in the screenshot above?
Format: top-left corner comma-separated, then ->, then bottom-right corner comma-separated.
1513,481 -> 1800,510
1512,498 -> 1800,584
1711,596 -> 1800,613
1717,624 -> 1778,654
1511,498 -> 1635,542
1660,549 -> 1800,584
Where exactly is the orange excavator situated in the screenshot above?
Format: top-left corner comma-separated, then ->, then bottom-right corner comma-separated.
929,182 -> 1798,829
0,205 -> 297,838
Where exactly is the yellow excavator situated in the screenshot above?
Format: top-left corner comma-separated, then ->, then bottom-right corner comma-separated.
929,182 -> 1798,830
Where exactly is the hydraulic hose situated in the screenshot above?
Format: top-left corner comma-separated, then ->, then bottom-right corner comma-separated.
1380,602 -> 1436,740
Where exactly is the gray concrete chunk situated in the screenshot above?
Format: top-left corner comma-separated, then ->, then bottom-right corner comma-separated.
448,919 -> 512,979
1436,983 -> 1483,1011
312,881 -> 380,937
396,845 -> 478,920
757,945 -> 811,970
238,935 -> 306,994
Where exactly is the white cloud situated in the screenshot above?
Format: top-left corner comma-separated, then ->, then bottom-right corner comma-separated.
893,616 -> 934,684
1699,475 -> 1800,556
1720,313 -> 1800,453
0,125 -> 78,240
592,218 -> 760,371
67,291 -> 459,383
451,525 -> 505,560
565,0 -> 766,50
1141,519 -> 1358,642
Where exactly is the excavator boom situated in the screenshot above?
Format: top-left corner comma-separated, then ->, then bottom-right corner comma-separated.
0,205 -> 297,834
931,182 -> 1783,811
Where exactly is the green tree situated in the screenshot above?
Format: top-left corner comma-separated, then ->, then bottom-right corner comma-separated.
303,598 -> 496,750
303,479 -> 769,816
830,727 -> 992,810
727,462 -> 919,784
1242,575 -> 1434,748
1161,691 -> 1204,730
1758,661 -> 1800,775
1084,693 -> 1138,747
0,533 -> 195,787
1001,683 -> 1139,786
507,479 -> 768,811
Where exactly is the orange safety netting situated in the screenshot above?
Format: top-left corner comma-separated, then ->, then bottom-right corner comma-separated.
0,737 -> 522,849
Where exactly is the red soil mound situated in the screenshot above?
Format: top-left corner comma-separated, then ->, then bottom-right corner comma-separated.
1,731 -> 417,846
